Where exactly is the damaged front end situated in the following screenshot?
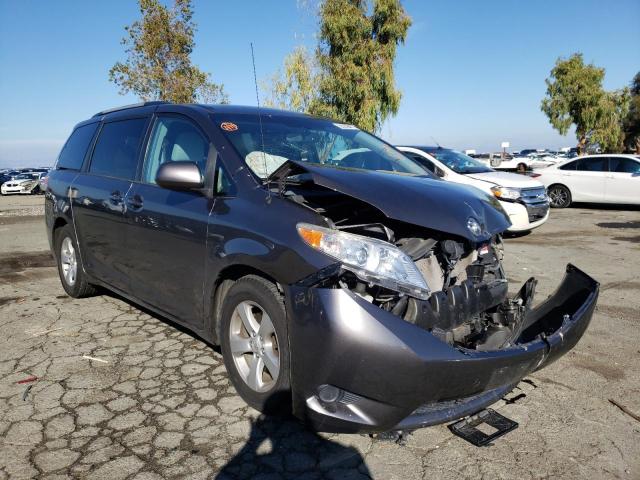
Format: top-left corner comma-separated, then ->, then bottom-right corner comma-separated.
276,164 -> 599,433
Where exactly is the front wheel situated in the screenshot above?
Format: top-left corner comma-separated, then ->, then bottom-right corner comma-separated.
548,184 -> 572,208
220,275 -> 291,414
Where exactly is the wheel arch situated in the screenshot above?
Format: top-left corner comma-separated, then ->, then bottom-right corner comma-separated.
53,216 -> 68,233
208,264 -> 282,345
51,217 -> 69,253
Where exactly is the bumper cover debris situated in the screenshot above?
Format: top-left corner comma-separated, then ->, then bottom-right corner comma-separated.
286,264 -> 598,432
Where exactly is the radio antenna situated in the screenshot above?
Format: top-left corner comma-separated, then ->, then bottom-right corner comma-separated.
431,136 -> 441,148
250,42 -> 271,203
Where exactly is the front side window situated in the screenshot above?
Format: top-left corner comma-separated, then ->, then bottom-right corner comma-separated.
142,116 -> 209,184
212,113 -> 426,179
425,149 -> 492,174
577,157 -> 607,172
215,165 -> 235,196
57,123 -> 99,170
609,157 -> 640,173
89,118 -> 147,180
409,154 -> 436,174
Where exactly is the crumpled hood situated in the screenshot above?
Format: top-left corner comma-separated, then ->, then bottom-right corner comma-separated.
290,162 -> 511,241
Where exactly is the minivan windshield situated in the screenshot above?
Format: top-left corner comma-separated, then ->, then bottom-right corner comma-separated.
212,113 -> 428,179
425,149 -> 493,174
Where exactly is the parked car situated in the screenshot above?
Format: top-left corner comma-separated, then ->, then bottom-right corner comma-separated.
1,172 -> 44,195
533,154 -> 640,208
0,170 -> 22,185
491,153 -> 558,172
45,102 -> 598,433
398,146 -> 550,232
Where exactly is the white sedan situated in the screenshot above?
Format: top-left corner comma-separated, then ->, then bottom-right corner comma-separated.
533,154 -> 640,208
0,173 -> 43,195
398,146 -> 550,232
491,153 -> 559,172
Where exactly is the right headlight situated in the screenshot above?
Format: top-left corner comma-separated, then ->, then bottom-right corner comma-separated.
491,186 -> 521,201
297,223 -> 430,299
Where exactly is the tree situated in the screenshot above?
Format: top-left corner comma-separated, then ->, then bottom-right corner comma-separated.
310,0 -> 411,132
264,47 -> 318,112
623,72 -> 640,153
541,53 -> 629,154
265,0 -> 411,133
109,0 -> 227,104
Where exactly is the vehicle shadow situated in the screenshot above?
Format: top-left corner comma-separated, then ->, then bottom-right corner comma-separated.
97,291 -> 371,478
569,202 -> 640,211
502,230 -> 532,239
215,392 -> 371,479
99,288 -> 223,353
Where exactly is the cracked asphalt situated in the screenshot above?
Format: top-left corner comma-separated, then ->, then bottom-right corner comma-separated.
1,195 -> 639,479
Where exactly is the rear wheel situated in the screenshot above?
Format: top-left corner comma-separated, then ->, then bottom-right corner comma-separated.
548,184 -> 572,208
220,275 -> 290,414
54,225 -> 96,297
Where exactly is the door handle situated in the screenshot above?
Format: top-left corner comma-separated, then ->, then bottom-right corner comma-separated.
126,194 -> 144,211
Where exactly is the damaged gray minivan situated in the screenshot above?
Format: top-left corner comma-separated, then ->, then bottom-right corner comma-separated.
45,103 -> 599,434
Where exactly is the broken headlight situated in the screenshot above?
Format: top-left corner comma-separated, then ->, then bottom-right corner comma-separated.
297,223 -> 430,299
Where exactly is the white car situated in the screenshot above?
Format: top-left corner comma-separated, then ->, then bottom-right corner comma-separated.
0,173 -> 43,195
398,146 -> 550,232
532,154 -> 640,208
490,153 -> 559,172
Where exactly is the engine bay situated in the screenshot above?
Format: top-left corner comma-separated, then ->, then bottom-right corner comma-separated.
282,176 -> 536,351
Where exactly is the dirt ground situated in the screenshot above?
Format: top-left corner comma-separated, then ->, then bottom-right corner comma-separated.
0,194 -> 639,479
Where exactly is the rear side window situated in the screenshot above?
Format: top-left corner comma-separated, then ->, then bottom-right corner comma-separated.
89,118 -> 147,180
576,157 -> 607,172
609,157 -> 640,173
56,123 -> 99,170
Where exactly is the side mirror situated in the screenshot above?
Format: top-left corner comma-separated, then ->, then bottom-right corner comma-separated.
156,161 -> 204,190
436,168 -> 445,178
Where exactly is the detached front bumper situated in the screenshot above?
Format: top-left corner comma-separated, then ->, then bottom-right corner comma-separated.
286,264 -> 598,433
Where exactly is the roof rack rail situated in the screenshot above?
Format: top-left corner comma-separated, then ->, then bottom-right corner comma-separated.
92,101 -> 169,118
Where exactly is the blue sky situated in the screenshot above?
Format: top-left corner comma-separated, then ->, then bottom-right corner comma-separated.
0,0 -> 638,167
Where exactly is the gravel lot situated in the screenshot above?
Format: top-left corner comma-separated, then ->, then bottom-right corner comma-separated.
1,195 -> 639,479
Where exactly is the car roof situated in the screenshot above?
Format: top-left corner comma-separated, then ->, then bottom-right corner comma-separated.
576,153 -> 640,159
91,102 -> 317,121
398,145 -> 447,152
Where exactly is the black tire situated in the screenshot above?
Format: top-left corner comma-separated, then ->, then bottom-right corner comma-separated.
220,275 -> 291,415
548,184 -> 572,208
54,224 -> 97,298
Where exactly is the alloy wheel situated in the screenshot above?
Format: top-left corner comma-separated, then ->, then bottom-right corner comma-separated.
549,186 -> 569,208
60,237 -> 77,286
228,300 -> 280,392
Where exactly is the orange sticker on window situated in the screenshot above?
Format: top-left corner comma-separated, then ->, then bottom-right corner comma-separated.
220,122 -> 238,132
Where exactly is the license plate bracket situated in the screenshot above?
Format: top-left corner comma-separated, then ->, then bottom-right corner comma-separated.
448,409 -> 518,446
